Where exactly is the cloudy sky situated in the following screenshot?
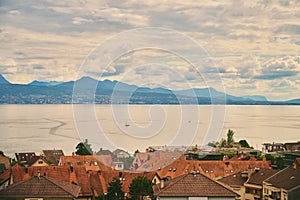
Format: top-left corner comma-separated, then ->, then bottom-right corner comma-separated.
0,0 -> 299,100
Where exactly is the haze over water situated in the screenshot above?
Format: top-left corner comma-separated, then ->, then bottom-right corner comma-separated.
0,104 -> 299,157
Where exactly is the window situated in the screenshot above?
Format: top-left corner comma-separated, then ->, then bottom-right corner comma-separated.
38,161 -> 43,164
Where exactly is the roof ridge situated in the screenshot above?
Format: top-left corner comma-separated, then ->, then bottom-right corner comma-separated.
44,176 -> 80,197
198,172 -> 238,196
264,166 -> 290,183
157,173 -> 188,195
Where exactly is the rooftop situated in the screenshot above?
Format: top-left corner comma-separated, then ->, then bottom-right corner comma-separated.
154,172 -> 238,197
247,168 -> 279,186
264,166 -> 300,191
0,176 -> 80,198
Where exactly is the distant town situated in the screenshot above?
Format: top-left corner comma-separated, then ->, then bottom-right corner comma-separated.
1,75 -> 300,105
0,130 -> 299,199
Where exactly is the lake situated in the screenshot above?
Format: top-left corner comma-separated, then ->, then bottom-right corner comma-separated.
0,104 -> 299,157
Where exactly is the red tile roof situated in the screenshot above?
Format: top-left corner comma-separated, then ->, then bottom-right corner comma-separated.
0,169 -> 10,185
156,159 -> 271,180
154,173 -> 238,197
10,163 -> 156,197
59,155 -> 113,170
133,151 -> 184,171
11,164 -> 93,197
0,176 -> 80,198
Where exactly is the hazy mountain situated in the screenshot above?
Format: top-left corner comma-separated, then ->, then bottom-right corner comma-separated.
0,74 -> 10,84
0,74 -> 298,105
29,80 -> 63,86
287,98 -> 300,104
242,95 -> 268,101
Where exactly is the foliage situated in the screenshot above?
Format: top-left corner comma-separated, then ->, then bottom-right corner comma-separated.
275,156 -> 285,169
75,139 -> 93,155
219,138 -> 227,147
207,141 -> 217,148
226,129 -> 235,145
106,177 -> 124,200
239,140 -> 251,148
129,176 -> 154,200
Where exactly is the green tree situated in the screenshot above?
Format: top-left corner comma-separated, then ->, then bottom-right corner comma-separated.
226,129 -> 235,145
107,177 -> 124,200
208,141 -> 217,148
75,139 -> 93,155
129,176 -> 153,200
219,138 -> 227,147
239,140 -> 251,148
275,156 -> 285,169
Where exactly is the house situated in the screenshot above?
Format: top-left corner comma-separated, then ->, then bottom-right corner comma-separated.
262,167 -> 300,200
284,142 -> 300,152
113,161 -> 124,170
27,156 -> 50,167
262,143 -> 284,153
9,164 -> 155,199
0,175 -> 80,199
10,164 -> 96,198
0,151 -> 10,173
14,152 -> 36,165
153,172 -> 238,200
113,149 -> 131,159
96,148 -> 113,156
131,151 -> 185,171
218,171 -> 249,199
42,149 -> 64,165
244,168 -> 279,200
59,155 -> 113,171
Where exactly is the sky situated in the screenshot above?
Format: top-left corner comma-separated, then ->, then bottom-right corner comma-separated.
0,0 -> 299,101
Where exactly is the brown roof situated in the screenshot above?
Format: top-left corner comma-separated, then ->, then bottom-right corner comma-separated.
15,152 -> 36,164
59,155 -> 113,170
10,162 -> 156,197
42,149 -> 64,165
264,167 -> 300,191
247,168 -> 279,186
156,159 -> 271,180
0,169 -> 10,185
0,176 -> 80,198
100,170 -> 156,193
134,152 -> 185,172
0,153 -> 10,170
218,171 -> 248,187
154,173 -> 237,197
11,164 -> 93,197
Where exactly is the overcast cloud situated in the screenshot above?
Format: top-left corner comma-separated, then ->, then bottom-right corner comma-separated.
0,0 -> 299,100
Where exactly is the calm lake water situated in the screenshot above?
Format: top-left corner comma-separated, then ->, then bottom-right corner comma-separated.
0,104 -> 299,157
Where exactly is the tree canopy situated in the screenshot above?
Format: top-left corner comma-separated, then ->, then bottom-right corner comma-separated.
129,176 -> 153,200
107,177 -> 124,200
75,139 -> 93,155
239,139 -> 251,148
226,129 -> 235,145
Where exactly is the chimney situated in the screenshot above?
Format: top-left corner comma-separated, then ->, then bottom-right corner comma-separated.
248,165 -> 252,178
160,180 -> 164,189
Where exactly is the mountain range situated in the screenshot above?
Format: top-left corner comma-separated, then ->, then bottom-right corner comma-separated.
0,74 -> 299,105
